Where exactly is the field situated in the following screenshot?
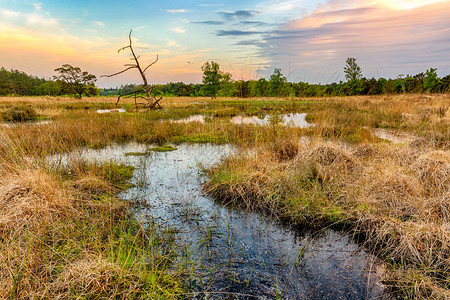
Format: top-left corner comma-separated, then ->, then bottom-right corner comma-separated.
0,94 -> 448,298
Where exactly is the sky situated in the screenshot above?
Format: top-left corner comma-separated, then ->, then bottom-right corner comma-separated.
1,0 -> 449,87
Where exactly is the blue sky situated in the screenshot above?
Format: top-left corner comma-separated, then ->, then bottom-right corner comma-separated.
1,0 -> 449,87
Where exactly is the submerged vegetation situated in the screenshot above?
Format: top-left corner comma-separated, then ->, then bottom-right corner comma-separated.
149,145 -> 178,152
0,93 -> 448,298
125,145 -> 178,156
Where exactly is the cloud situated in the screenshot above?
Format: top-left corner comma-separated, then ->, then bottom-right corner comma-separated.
1,9 -> 20,17
216,30 -> 265,36
262,0 -> 303,12
257,1 -> 450,81
239,21 -> 267,26
94,21 -> 105,27
374,0 -> 447,10
219,10 -> 258,20
32,2 -> 43,11
26,13 -> 59,26
167,9 -> 187,14
1,3 -> 60,28
171,27 -> 185,34
235,39 -> 266,46
166,40 -> 181,48
198,3 -> 224,7
192,20 -> 225,25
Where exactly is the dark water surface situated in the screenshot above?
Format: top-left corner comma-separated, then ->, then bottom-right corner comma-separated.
52,143 -> 385,299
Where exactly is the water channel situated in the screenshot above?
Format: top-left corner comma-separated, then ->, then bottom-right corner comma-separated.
51,143 -> 385,299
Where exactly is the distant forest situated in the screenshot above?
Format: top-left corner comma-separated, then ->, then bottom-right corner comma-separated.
1,66 -> 450,98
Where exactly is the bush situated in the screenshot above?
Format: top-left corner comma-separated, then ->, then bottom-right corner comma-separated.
2,104 -> 38,122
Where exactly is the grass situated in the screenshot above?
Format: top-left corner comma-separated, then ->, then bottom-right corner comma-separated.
0,94 -> 448,298
149,145 -> 178,152
0,134 -> 183,298
125,145 -> 178,156
1,104 -> 39,122
205,139 -> 449,298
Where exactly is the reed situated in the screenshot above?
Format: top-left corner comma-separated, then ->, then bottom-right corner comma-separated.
0,94 -> 448,298
0,133 -> 182,298
205,139 -> 450,298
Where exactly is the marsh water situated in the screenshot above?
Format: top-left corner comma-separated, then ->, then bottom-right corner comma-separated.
51,143 -> 384,299
230,113 -> 311,128
173,113 -> 312,128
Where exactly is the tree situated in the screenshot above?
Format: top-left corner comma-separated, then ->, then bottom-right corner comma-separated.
235,80 -> 250,98
344,58 -> 363,95
268,68 -> 287,97
255,78 -> 268,97
218,72 -> 236,97
201,61 -> 222,98
53,64 -> 96,99
344,58 -> 362,82
423,68 -> 438,93
102,30 -> 162,108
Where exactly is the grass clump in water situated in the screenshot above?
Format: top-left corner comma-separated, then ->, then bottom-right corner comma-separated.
0,94 -> 448,298
2,104 -> 38,122
124,151 -> 147,156
0,136 -> 183,298
149,145 -> 178,152
205,139 -> 450,298
171,133 -> 229,144
124,145 -> 178,156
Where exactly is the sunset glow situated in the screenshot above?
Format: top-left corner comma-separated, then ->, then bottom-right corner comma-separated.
1,0 -> 449,87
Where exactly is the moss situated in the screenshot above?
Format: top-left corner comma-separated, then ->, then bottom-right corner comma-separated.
125,145 -> 178,156
149,145 -> 178,152
171,133 -> 229,144
124,151 -> 147,156
106,163 -> 135,188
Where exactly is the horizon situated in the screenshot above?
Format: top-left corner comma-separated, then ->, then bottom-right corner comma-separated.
1,0 -> 450,88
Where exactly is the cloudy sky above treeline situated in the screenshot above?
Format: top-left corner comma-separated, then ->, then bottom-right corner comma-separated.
1,0 -> 449,87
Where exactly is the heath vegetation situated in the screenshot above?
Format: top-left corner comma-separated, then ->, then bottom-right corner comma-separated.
0,92 -> 448,298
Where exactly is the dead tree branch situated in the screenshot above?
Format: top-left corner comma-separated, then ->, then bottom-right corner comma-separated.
101,29 -> 162,109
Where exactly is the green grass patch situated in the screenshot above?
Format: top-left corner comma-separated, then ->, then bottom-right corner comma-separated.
124,151 -> 148,156
125,145 -> 178,156
149,145 -> 178,152
171,133 -> 229,144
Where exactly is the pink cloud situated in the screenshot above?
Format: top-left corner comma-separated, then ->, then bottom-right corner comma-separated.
261,1 -> 450,81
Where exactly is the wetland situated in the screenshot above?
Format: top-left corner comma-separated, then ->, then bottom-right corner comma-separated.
0,94 -> 448,299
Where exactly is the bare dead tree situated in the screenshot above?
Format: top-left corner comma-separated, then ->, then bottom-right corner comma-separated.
102,30 -> 162,109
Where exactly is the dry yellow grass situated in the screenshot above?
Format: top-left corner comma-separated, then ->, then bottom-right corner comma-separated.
205,137 -> 450,298
0,132 -> 182,298
0,94 -> 448,298
0,168 -> 74,234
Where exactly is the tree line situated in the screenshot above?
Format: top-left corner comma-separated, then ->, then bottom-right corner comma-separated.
2,58 -> 450,98
0,66 -> 97,98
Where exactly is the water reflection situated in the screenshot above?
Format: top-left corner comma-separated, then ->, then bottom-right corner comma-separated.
172,113 -> 312,128
374,128 -> 412,144
172,115 -> 207,123
50,143 -> 384,299
230,113 -> 311,128
96,108 -> 126,114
